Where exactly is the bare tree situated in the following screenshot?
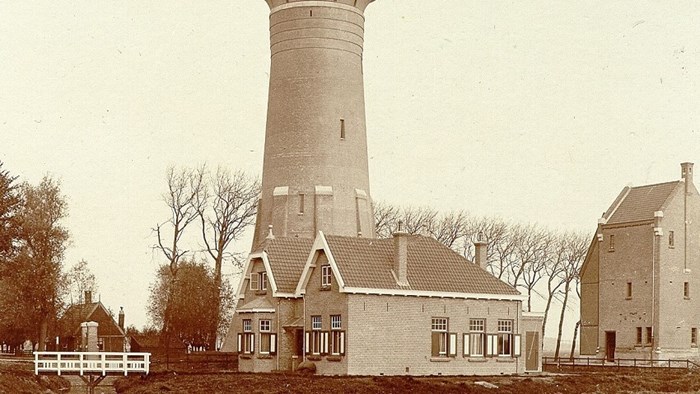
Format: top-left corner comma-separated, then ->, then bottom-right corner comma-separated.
197,167 -> 259,348
65,259 -> 98,305
541,236 -> 566,339
554,231 -> 588,360
154,165 -> 205,348
569,252 -> 587,360
373,201 -> 400,238
516,227 -> 553,312
428,210 -> 469,249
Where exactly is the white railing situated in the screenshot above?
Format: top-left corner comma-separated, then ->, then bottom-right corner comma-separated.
34,352 -> 151,376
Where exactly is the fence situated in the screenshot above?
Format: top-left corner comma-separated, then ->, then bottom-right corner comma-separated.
543,356 -> 700,371
34,351 -> 151,376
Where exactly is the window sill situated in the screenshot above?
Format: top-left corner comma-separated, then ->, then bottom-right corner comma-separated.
691,344 -> 698,348
430,357 -> 451,362
239,355 -> 253,359
467,358 -> 487,363
608,249 -> 615,253
307,355 -> 322,361
320,286 -> 331,291
255,290 -> 267,296
496,358 -> 515,363
625,297 -> 632,300
257,354 -> 273,359
327,356 -> 343,362
685,297 -> 691,300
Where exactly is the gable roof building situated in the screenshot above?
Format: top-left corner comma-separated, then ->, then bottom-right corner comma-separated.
580,162 -> 700,361
57,291 -> 127,352
223,231 -> 543,375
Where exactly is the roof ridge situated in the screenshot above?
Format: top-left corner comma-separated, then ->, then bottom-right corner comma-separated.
630,180 -> 680,189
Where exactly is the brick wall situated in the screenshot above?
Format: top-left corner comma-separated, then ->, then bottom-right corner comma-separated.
345,294 -> 528,376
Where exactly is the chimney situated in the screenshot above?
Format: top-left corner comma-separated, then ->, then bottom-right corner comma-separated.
474,232 -> 488,271
681,162 -> 694,191
118,307 -> 125,330
84,290 -> 92,304
393,221 -> 409,287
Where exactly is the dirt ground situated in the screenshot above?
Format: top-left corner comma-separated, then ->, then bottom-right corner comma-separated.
0,358 -> 69,394
113,369 -> 700,394
4,357 -> 700,394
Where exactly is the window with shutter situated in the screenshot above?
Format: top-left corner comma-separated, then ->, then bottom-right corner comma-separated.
305,332 -> 310,354
249,273 -> 259,290
513,334 -> 521,357
448,333 -> 458,356
469,318 -> 485,356
431,317 -> 448,357
237,333 -> 242,353
463,333 -> 469,357
270,334 -> 277,354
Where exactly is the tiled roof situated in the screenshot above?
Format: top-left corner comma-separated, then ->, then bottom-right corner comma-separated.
263,237 -> 314,293
325,235 -> 520,296
606,181 -> 680,224
58,303 -> 99,336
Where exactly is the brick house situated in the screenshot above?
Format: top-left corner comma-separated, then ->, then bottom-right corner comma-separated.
580,162 -> 700,360
57,291 -> 127,352
223,231 -> 543,375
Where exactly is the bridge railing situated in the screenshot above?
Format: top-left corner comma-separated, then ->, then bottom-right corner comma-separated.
34,351 -> 151,376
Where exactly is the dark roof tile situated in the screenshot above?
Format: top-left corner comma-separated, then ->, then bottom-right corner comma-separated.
325,235 -> 520,296
606,181 -> 680,224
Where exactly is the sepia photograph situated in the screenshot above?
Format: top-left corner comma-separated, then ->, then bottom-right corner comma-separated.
1,1 -> 699,392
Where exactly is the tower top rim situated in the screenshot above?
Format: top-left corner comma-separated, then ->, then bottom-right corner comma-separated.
265,0 -> 374,13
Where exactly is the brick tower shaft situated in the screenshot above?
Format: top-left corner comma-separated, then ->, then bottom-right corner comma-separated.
254,0 -> 376,244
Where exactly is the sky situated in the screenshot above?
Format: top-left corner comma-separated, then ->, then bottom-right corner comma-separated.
1,1 -> 699,337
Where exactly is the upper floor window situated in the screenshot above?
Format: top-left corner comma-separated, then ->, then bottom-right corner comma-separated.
243,319 -> 252,332
298,193 -> 305,214
331,315 -> 342,330
311,316 -> 322,330
626,282 -> 632,299
260,272 -> 267,291
321,265 -> 332,287
249,272 -> 259,290
259,320 -> 271,332
609,234 -> 615,251
684,282 -> 690,299
669,231 -> 675,247
692,328 -> 698,347
646,327 -> 653,345
249,271 -> 267,291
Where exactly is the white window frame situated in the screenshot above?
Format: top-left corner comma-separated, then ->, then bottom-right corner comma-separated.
431,317 -> 448,356
468,318 -> 485,357
260,272 -> 267,291
259,319 -> 271,332
321,265 -> 332,287
331,315 -> 342,330
249,273 -> 259,290
312,316 -> 322,330
497,319 -> 513,357
243,319 -> 252,332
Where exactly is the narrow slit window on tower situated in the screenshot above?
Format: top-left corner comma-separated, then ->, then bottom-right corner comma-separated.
684,282 -> 690,299
310,10 -> 313,17
298,193 -> 305,214
669,231 -> 675,247
340,119 -> 345,140
626,281 -> 632,299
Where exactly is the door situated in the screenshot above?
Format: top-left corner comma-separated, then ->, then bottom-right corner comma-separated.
525,331 -> 539,371
605,331 -> 616,362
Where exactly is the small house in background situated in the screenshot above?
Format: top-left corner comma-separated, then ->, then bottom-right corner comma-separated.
57,291 -> 127,352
